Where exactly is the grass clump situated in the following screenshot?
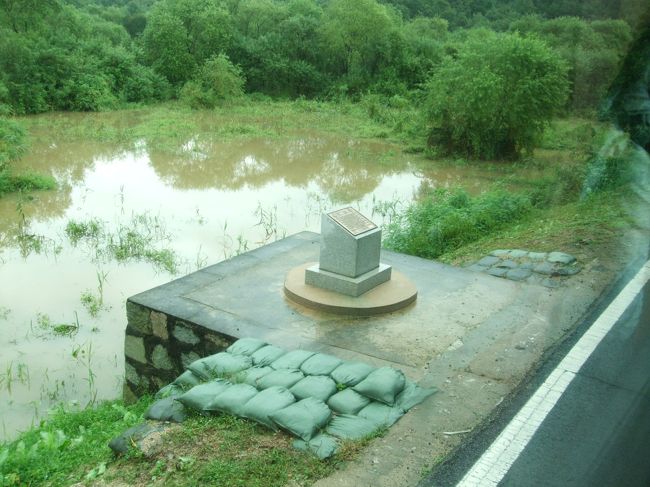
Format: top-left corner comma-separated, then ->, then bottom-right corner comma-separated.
0,118 -> 56,197
384,187 -> 533,259
103,413 -> 337,487
0,397 -> 153,486
65,213 -> 180,274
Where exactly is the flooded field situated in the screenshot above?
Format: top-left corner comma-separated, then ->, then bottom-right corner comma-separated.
0,110 -> 516,440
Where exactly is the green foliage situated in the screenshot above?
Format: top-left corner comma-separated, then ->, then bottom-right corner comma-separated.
0,397 -> 152,486
510,16 -> 633,113
181,54 -> 245,109
384,187 -> 533,258
65,213 -> 180,274
142,0 -> 234,86
425,31 -> 569,159
319,0 -> 403,94
0,118 -> 26,171
0,172 -> 56,196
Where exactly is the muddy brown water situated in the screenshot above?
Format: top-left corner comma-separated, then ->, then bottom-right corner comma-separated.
0,115 -> 512,441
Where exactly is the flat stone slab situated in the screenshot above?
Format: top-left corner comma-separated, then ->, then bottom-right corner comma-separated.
471,248 -> 581,287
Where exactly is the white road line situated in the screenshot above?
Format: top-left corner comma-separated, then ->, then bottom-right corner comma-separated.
456,260 -> 650,487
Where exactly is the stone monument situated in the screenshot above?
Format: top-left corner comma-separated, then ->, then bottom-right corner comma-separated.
284,208 -> 417,315
305,207 -> 392,297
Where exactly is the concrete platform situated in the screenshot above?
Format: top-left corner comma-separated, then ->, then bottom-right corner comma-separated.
124,231 -> 610,486
127,232 -> 527,385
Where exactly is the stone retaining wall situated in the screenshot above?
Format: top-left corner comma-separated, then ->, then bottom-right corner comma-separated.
123,300 -> 235,401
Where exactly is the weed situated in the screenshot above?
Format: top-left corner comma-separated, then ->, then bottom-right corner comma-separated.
254,202 -> 281,244
65,213 -> 180,274
80,291 -> 102,318
0,396 -> 153,486
0,306 -> 9,320
384,187 -> 533,259
32,312 -> 79,338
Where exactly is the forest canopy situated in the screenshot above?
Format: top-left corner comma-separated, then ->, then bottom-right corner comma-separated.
0,0 -> 638,116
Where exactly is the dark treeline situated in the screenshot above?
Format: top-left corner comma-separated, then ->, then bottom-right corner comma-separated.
0,0 -> 641,116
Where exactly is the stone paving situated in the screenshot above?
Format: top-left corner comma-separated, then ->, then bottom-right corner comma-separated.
466,249 -> 581,288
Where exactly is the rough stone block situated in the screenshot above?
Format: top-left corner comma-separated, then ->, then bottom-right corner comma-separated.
506,268 -> 532,281
151,311 -> 168,340
126,301 -> 152,334
496,260 -> 518,269
509,249 -> 529,259
528,252 -> 548,261
123,383 -> 138,405
478,256 -> 500,267
172,323 -> 200,345
487,267 -> 508,278
548,252 -> 576,264
533,262 -> 557,276
125,335 -> 146,363
152,345 -> 174,370
181,351 -> 201,369
125,361 -> 140,386
318,210 -> 381,278
490,249 -> 510,257
305,263 -> 392,297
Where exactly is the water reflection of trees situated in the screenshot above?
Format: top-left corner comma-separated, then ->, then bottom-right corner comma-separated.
147,135 -> 409,201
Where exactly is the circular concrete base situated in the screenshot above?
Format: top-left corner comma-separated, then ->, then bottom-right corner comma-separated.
284,262 -> 417,316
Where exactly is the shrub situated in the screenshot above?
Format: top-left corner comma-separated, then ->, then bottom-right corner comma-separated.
384,188 -> 533,258
181,54 -> 245,109
0,118 -> 27,172
425,31 -> 569,160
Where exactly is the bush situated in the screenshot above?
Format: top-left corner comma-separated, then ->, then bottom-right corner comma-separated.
384,188 -> 533,258
0,118 -> 27,172
181,54 -> 245,109
425,31 -> 569,160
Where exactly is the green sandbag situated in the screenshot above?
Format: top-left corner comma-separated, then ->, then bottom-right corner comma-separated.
330,362 -> 375,386
270,397 -> 332,441
256,369 -> 304,390
206,383 -> 259,416
357,402 -> 403,428
176,379 -> 231,412
241,386 -> 295,430
353,367 -> 405,406
227,337 -> 267,356
395,380 -> 437,412
251,345 -> 286,366
173,370 -> 203,389
293,434 -> 339,459
327,388 -> 370,414
270,349 -> 316,370
234,366 -> 274,387
188,352 -> 253,380
145,397 -> 187,423
300,353 -> 343,376
155,383 -> 185,399
290,375 -> 337,402
325,414 -> 379,440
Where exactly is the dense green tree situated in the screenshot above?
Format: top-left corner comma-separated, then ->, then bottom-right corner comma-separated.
319,0 -> 404,93
425,31 -> 569,159
510,16 -> 632,112
180,53 -> 244,108
141,0 -> 234,86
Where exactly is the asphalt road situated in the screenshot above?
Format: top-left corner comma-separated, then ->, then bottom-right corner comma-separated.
420,260 -> 650,487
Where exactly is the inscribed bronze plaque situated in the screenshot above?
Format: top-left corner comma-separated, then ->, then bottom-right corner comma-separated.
328,207 -> 377,236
